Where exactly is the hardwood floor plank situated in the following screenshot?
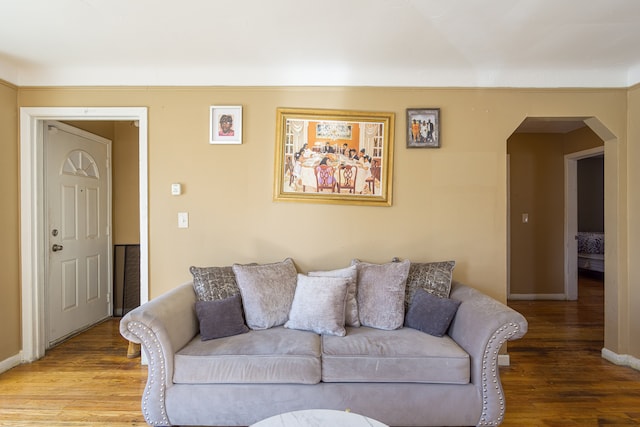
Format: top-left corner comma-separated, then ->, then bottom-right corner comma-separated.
1,275 -> 639,426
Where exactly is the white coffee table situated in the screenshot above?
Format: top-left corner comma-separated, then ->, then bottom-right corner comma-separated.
250,409 -> 388,427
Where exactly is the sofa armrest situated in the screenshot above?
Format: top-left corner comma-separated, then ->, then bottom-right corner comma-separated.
448,281 -> 527,426
119,281 -> 198,426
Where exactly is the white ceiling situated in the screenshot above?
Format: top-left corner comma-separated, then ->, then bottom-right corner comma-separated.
2,0 -> 640,87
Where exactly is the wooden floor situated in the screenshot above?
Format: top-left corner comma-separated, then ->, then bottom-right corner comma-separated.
502,274 -> 640,426
0,275 -> 639,426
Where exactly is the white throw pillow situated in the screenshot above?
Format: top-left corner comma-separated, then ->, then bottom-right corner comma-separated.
285,274 -> 350,336
308,265 -> 360,327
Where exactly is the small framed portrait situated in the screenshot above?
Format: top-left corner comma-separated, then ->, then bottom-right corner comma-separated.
210,105 -> 242,144
406,108 -> 440,148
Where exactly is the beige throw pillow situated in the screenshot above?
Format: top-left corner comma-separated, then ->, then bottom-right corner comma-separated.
232,258 -> 298,330
353,259 -> 410,330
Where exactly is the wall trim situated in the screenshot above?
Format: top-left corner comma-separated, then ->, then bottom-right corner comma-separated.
0,352 -> 22,375
498,354 -> 510,366
602,348 -> 640,372
508,293 -> 567,301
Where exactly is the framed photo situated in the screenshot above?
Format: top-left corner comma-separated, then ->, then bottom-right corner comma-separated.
407,108 -> 440,148
210,105 -> 242,144
274,107 -> 395,206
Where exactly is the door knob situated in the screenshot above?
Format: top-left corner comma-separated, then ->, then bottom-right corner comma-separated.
52,244 -> 64,252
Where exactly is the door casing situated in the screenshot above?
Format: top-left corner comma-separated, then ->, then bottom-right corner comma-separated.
20,107 -> 148,362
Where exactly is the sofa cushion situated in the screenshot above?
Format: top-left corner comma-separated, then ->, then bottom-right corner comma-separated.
174,326 -> 321,384
352,259 -> 410,330
195,294 -> 249,341
405,261 -> 456,307
308,265 -> 360,327
405,289 -> 461,337
189,265 -> 240,301
232,258 -> 298,330
285,274 -> 349,336
321,326 -> 469,384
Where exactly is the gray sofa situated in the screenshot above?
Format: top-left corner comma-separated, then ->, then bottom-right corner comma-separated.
120,277 -> 527,427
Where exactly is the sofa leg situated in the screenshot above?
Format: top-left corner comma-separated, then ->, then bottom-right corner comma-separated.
127,341 -> 141,358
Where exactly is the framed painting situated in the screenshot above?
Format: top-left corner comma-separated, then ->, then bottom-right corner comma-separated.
407,108 -> 440,148
274,108 -> 395,206
210,105 -> 242,144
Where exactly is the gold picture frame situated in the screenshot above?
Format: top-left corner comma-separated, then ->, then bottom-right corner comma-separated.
274,108 -> 395,206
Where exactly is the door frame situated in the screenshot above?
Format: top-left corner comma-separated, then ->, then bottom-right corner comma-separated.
20,107 -> 148,362
564,146 -> 605,300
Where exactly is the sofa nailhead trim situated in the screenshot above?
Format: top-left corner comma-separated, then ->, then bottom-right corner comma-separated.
127,321 -> 171,426
477,322 -> 520,427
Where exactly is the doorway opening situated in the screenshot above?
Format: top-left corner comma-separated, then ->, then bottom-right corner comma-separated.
19,107 -> 148,362
506,115 -> 618,363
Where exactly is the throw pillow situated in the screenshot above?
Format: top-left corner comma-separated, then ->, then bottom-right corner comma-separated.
404,289 -> 461,337
189,265 -> 239,301
285,274 -> 350,336
353,259 -> 410,330
308,265 -> 360,327
404,261 -> 456,309
232,258 -> 298,330
195,294 -> 249,341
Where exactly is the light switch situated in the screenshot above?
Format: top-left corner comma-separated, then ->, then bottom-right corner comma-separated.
178,212 -> 189,228
522,213 -> 529,224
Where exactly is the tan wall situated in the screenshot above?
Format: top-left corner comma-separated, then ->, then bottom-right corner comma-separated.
627,84 -> 640,357
0,80 -> 20,361
7,85 -> 633,360
508,128 -> 604,295
508,133 -> 566,294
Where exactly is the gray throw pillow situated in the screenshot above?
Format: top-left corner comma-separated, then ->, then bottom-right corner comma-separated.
404,261 -> 456,309
189,265 -> 239,301
404,289 -> 461,337
195,294 -> 249,341
353,259 -> 410,330
232,258 -> 298,330
285,274 -> 350,336
308,265 -> 360,327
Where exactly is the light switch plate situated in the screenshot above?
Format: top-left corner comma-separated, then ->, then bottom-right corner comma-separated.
178,212 -> 189,228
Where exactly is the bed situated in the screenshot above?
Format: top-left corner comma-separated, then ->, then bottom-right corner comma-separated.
577,232 -> 604,273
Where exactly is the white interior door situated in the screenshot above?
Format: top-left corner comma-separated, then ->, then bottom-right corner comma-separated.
45,120 -> 112,347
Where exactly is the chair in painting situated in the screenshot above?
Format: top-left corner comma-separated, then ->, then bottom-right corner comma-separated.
338,165 -> 358,194
314,165 -> 336,192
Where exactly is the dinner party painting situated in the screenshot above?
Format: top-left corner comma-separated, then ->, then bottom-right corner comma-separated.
274,108 -> 395,206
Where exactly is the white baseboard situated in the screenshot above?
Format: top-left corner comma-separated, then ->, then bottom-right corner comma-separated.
498,354 -> 510,366
602,348 -> 640,371
0,352 -> 23,375
508,293 -> 566,301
